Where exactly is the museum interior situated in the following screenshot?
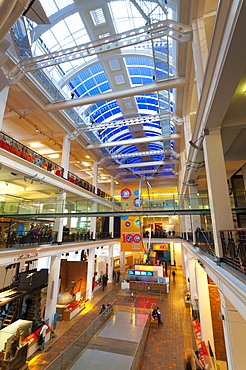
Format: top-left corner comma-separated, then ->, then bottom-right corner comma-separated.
0,0 -> 245,369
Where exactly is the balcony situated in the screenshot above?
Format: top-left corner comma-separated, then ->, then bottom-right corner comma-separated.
0,131 -> 114,202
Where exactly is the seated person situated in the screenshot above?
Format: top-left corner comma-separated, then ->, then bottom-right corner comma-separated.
152,308 -> 158,320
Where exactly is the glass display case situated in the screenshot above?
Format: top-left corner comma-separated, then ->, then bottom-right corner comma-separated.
0,320 -> 32,368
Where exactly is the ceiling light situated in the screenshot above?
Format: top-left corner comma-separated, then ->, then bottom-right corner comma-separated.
82,162 -> 90,167
48,154 -> 60,159
85,155 -> 90,159
30,142 -> 43,148
38,150 -> 55,155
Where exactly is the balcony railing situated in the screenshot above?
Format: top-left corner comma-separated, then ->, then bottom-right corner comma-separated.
0,131 -> 115,202
0,131 -> 63,176
220,229 -> 246,274
2,230 -> 120,249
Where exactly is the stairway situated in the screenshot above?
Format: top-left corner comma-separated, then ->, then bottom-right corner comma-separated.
2,299 -> 20,327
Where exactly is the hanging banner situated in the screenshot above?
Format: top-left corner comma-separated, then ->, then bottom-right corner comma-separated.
121,185 -> 144,252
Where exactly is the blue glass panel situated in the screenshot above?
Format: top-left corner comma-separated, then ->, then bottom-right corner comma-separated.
84,79 -> 94,90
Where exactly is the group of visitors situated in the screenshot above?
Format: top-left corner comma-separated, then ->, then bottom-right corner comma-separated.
99,303 -> 111,315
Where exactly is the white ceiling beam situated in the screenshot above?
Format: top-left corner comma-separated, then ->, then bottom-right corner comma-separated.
45,78 -> 186,112
87,133 -> 181,149
107,160 -> 178,169
78,112 -> 183,132
8,20 -> 191,83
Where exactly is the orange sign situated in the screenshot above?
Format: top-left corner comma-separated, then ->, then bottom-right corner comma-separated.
121,185 -> 144,252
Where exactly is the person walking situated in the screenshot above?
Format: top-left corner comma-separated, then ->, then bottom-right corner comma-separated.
39,321 -> 48,350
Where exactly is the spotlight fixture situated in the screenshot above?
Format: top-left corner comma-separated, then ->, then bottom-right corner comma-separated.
189,136 -> 204,151
182,180 -> 198,186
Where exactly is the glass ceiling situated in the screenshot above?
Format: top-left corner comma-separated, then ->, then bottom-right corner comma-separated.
18,0 -> 178,179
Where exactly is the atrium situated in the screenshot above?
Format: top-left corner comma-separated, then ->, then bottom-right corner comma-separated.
0,0 -> 245,369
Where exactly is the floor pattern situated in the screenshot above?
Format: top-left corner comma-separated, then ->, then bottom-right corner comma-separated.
26,268 -> 195,369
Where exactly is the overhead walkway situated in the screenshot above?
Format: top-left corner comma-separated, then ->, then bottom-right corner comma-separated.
1,195 -> 209,220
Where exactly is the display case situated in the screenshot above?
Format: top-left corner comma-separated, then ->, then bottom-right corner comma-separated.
56,300 -> 85,321
22,324 -> 51,358
0,320 -> 32,369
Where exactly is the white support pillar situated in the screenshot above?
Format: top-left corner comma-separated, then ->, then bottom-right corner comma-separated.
203,129 -> 234,257
53,192 -> 66,243
109,176 -> 114,238
0,86 -> 9,130
61,134 -> 71,179
89,162 -> 98,240
86,247 -> 96,300
108,244 -> 113,283
196,265 -> 215,354
120,251 -> 125,274
220,294 -> 246,370
181,246 -> 186,278
188,256 -> 197,300
189,185 -> 201,243
192,17 -> 208,98
93,161 -> 98,194
45,255 -> 61,329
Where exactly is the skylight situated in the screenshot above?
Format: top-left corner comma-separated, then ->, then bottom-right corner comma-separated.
40,0 -> 73,18
90,8 -> 106,26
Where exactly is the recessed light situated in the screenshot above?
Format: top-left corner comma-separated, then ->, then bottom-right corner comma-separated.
30,142 -> 43,148
82,162 -> 90,167
85,155 -> 90,159
48,154 -> 59,159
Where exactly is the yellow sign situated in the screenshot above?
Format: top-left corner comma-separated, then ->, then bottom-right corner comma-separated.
152,243 -> 170,251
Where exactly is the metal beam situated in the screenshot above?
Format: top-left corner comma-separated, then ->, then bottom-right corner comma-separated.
87,133 -> 181,149
45,78 -> 186,112
7,20 -> 191,83
98,148 -> 179,164
78,112 -> 183,132
107,160 -> 178,169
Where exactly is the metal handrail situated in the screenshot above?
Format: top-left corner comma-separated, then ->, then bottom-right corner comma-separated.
44,299 -> 117,369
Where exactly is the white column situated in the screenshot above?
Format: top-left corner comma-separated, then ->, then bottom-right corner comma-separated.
203,129 -> 234,257
188,256 -> 197,300
196,264 -> 215,353
108,244 -> 113,283
53,192 -> 66,244
93,161 -> 98,194
45,255 -> 61,328
120,251 -> 125,274
89,162 -> 98,240
61,134 -> 71,179
181,246 -> 187,278
192,17 -> 208,98
109,176 -> 114,237
86,247 -> 95,300
0,86 -> 9,130
220,294 -> 246,370
189,185 -> 201,243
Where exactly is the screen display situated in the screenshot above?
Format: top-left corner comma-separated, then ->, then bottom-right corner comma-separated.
135,270 -> 141,275
128,270 -> 134,275
146,271 -> 153,276
140,271 -> 147,276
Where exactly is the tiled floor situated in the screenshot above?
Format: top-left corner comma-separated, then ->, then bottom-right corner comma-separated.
26,268 -> 196,369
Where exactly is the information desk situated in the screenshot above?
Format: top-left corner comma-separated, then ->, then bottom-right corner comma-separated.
129,281 -> 168,295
